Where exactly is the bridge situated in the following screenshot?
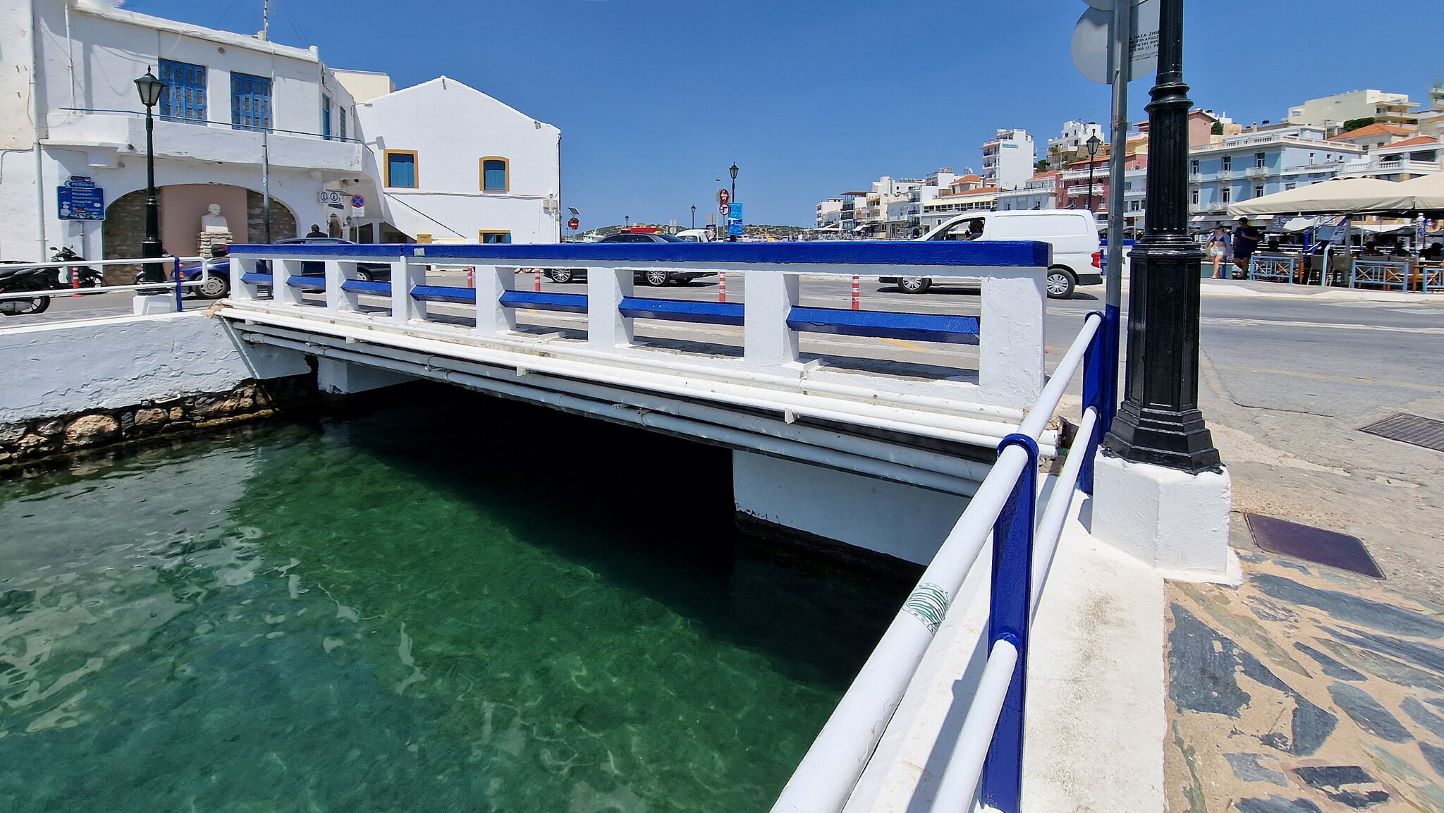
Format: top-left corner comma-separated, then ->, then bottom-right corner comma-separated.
210,239 -> 1161,811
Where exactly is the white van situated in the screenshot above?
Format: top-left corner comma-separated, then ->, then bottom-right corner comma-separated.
674,228 -> 714,243
883,210 -> 1102,298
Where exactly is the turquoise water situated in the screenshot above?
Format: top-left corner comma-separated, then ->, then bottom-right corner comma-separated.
0,388 -> 914,812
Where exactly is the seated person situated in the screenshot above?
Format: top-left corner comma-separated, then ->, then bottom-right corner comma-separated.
1422,242 -> 1443,261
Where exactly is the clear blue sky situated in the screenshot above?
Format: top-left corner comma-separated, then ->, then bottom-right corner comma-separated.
126,0 -> 1440,228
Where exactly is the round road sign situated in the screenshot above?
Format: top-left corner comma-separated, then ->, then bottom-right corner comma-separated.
568,217 -> 580,230
718,189 -> 730,206
350,194 -> 366,208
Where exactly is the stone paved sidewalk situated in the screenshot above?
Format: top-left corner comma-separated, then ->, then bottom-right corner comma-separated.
1165,549 -> 1444,812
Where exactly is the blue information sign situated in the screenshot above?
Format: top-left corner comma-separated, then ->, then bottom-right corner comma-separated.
57,176 -> 105,221
726,202 -> 744,238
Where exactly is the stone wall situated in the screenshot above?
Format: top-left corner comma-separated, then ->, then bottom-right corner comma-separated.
0,375 -> 313,469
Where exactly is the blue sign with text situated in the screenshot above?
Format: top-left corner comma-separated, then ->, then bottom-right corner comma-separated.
726,203 -> 744,237
57,176 -> 105,221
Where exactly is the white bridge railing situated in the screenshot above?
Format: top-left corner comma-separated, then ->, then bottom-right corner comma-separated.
0,255 -> 215,316
223,240 -> 1054,415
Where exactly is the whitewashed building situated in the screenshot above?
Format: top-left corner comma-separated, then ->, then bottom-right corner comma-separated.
0,0 -> 559,264
981,129 -> 1034,190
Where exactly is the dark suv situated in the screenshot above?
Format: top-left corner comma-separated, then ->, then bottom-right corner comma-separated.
543,233 -> 716,286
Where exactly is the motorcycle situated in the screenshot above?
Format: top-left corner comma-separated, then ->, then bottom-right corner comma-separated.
48,246 -> 104,289
0,262 -> 51,316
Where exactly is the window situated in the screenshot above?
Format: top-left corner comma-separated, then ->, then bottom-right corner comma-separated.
1190,189 -> 1199,206
1221,187 -> 1231,204
231,72 -> 272,131
1254,184 -> 1264,198
1222,156 -> 1232,171
1190,159 -> 1199,176
385,150 -> 418,188
480,157 -> 509,192
479,230 -> 512,244
321,94 -> 332,140
1129,199 -> 1142,211
1254,152 -> 1266,168
158,59 -> 206,124
339,107 -> 348,141
1285,183 -> 1296,191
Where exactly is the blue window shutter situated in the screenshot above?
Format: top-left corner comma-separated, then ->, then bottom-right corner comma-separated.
231,73 -> 272,131
159,59 -> 206,124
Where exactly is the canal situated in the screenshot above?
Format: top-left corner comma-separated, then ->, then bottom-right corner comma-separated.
0,385 -> 916,812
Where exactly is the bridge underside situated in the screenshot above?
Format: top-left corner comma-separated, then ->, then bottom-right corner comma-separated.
226,312 -> 1027,564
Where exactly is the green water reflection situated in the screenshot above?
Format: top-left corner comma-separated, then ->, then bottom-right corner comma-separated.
0,389 -> 913,811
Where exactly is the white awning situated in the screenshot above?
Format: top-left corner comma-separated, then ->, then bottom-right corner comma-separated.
1227,177 -> 1406,216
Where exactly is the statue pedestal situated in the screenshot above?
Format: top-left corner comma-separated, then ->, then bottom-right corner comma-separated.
199,229 -> 232,258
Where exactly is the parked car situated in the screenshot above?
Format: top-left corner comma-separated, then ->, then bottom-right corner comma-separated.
880,210 -> 1103,299
180,237 -> 392,300
673,228 -> 714,243
544,232 -> 717,286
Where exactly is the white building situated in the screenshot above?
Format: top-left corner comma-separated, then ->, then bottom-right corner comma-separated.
981,129 -> 1035,190
1286,89 -> 1420,130
1046,121 -> 1104,169
350,77 -> 561,244
0,0 -> 559,264
997,171 -> 1058,212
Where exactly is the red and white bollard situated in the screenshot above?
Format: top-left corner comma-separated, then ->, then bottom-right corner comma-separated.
466,267 -> 475,288
534,268 -> 542,292
851,274 -> 860,310
719,272 -> 727,303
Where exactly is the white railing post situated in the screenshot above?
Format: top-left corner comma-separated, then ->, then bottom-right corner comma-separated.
230,256 -> 258,301
474,265 -> 516,335
588,266 -> 634,351
325,260 -> 359,312
391,257 -> 426,324
744,269 -> 799,367
272,259 -> 304,306
979,270 -> 1045,405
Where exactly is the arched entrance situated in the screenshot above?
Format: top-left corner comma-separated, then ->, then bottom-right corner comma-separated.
102,185 -> 297,262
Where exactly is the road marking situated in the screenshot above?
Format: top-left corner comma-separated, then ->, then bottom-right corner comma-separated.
1202,317 -> 1444,335
882,338 -> 926,351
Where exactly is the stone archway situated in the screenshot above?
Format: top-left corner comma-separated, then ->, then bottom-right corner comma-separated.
102,186 -> 298,264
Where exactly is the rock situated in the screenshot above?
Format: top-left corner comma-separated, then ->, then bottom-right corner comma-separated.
35,419 -> 65,436
1328,683 -> 1412,743
63,414 -> 121,447
134,408 -> 168,428
16,433 -> 53,454
168,406 -> 185,420
193,396 -> 243,418
0,424 -> 27,445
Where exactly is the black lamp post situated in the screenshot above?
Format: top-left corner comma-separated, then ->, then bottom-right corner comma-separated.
690,204 -> 696,229
728,163 -> 739,241
1085,133 -> 1102,215
134,68 -> 166,280
1101,0 -> 1221,473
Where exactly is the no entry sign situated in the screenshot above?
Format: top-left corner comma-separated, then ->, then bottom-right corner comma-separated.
718,189 -> 730,207
568,217 -> 580,230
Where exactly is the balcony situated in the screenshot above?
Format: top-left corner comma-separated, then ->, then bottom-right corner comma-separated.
44,108 -> 364,175
1245,166 -> 1270,178
1336,158 -> 1442,179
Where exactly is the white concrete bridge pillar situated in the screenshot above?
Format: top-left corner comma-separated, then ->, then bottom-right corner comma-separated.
588,267 -> 634,351
744,271 -> 799,367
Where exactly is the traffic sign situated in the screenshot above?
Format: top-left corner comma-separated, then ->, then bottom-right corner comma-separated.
568,217 -> 580,230
720,204 -> 730,217
351,194 -> 366,209
726,203 -> 744,238
718,189 -> 731,206
57,177 -> 104,221
1071,0 -> 1158,85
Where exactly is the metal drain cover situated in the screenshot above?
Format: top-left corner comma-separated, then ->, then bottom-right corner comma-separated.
1360,413 -> 1444,453
1245,513 -> 1383,578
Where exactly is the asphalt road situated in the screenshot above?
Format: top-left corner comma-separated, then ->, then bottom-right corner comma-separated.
8,273 -> 1444,600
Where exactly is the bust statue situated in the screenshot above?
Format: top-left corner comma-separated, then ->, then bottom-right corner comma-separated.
201,204 -> 229,233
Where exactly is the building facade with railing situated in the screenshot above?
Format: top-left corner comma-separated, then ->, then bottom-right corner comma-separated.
0,0 -> 559,263
1186,126 -> 1364,222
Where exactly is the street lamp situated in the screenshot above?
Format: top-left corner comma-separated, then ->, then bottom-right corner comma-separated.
728,163 -> 739,241
690,204 -> 696,229
1085,133 -> 1102,216
624,215 -> 630,228
1101,0 -> 1220,472
134,68 -> 166,279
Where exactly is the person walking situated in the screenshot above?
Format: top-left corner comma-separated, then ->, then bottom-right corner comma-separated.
1231,217 -> 1262,278
305,224 -> 325,238
1207,225 -> 1232,278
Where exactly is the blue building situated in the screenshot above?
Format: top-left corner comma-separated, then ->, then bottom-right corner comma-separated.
1187,125 -> 1364,228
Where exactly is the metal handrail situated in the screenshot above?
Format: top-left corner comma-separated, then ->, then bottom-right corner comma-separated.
0,256 -> 212,314
771,311 -> 1107,813
55,107 -> 365,144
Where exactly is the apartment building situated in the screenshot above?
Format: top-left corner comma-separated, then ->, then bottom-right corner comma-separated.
1286,89 -> 1420,130
981,129 -> 1035,190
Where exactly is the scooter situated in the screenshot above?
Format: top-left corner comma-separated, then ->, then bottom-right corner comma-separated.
48,246 -> 104,289
0,262 -> 51,316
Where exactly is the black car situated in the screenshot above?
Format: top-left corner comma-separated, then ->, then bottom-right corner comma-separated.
543,233 -> 716,287
181,237 -> 392,299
